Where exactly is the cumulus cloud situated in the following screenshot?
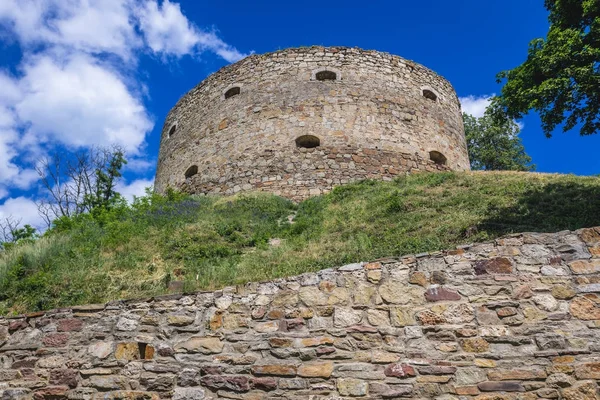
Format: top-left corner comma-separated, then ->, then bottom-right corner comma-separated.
116,178 -> 154,203
0,197 -> 45,231
460,94 -> 525,130
459,95 -> 493,118
16,54 -> 153,153
0,0 -> 247,62
0,0 -> 139,60
135,0 -> 246,62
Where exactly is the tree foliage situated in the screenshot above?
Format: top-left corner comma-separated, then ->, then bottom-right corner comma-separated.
0,216 -> 37,251
464,108 -> 535,171
494,0 -> 600,136
36,146 -> 127,226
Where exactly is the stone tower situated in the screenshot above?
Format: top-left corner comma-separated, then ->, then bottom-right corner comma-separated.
154,46 -> 470,201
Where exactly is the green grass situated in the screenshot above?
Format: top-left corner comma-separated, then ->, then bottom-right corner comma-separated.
2,171 -> 600,315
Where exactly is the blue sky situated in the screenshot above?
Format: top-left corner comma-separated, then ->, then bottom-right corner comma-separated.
0,0 -> 599,230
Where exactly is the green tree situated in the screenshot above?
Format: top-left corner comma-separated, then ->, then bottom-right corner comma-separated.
84,149 -> 127,211
0,216 -> 37,251
494,0 -> 600,136
464,108 -> 535,171
37,146 -> 128,225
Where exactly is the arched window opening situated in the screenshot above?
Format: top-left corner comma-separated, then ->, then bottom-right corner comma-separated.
423,89 -> 438,102
315,71 -> 337,81
295,135 -> 321,149
429,151 -> 447,166
168,124 -> 176,138
185,165 -> 198,179
224,87 -> 241,99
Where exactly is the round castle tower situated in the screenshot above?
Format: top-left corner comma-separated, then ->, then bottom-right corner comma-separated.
154,46 -> 470,200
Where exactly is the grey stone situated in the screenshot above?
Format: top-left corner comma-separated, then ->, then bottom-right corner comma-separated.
173,387 -> 206,400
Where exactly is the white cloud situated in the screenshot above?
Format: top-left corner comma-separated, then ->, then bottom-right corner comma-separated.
0,0 -> 246,62
16,54 -> 153,153
459,95 -> 493,118
135,0 -> 199,57
460,94 -> 525,131
0,196 -> 45,231
135,0 -> 247,62
0,0 -> 139,61
116,178 -> 154,203
125,157 -> 156,173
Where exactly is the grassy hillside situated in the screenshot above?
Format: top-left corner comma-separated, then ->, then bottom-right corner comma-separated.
2,171 -> 600,315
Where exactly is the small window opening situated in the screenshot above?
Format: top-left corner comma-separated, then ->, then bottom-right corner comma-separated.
429,151 -> 447,166
185,165 -> 198,179
295,135 -> 320,149
315,71 -> 337,81
168,124 -> 176,138
224,87 -> 241,99
423,89 -> 437,102
138,342 -> 154,360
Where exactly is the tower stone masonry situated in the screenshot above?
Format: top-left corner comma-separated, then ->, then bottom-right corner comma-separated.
154,46 -> 470,201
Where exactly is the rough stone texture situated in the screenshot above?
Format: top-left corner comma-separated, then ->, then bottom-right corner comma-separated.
154,46 -> 470,201
2,227 -> 600,399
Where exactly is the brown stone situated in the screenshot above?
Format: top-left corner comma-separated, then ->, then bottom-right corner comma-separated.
218,118 -> 228,130
461,337 -> 490,353
575,362 -> 600,379
33,386 -> 69,400
409,272 -> 428,287
384,363 -> 416,378
297,362 -> 333,378
570,295 -> 600,320
496,307 -> 517,317
456,386 -> 480,395
552,285 -> 577,300
250,377 -> 278,391
252,364 -> 297,376
474,359 -> 497,368
477,381 -> 525,392
269,338 -> 293,348
167,314 -> 195,326
209,311 -> 223,330
424,287 -> 461,302
473,395 -> 515,400
300,337 -> 334,347
455,328 -> 478,337
390,307 -> 417,326
417,366 -> 457,375
474,258 -> 513,275
364,261 -> 382,270
487,369 -> 546,381
267,309 -> 285,319
174,336 -> 224,354
580,227 -> 600,244
93,391 -> 160,400
271,291 -> 298,307
8,320 -> 28,332
56,318 -> 83,332
42,333 -> 69,347
561,381 -> 599,400
512,285 -> 533,299
417,375 -> 451,383
115,343 -> 140,360
416,310 -> 446,325
49,369 -> 79,388
569,260 -> 600,274
200,375 -> 250,392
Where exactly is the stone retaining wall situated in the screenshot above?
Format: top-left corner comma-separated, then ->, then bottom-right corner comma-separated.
2,227 -> 600,399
